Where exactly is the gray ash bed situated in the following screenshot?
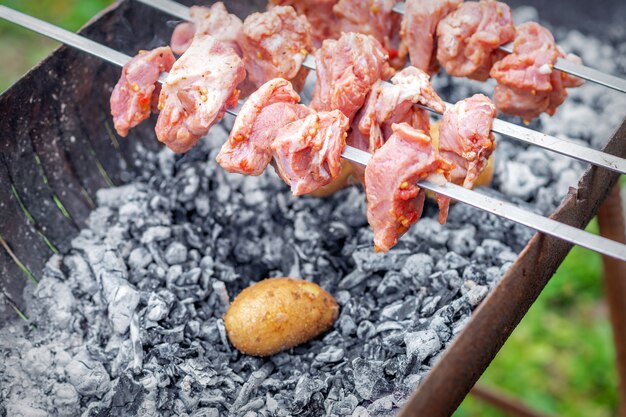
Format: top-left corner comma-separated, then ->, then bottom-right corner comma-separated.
0,1 -> 625,416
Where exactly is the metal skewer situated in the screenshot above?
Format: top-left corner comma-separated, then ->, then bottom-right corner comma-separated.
136,0 -> 626,94
390,2 -> 626,94
134,0 -> 626,176
1,5 -> 625,262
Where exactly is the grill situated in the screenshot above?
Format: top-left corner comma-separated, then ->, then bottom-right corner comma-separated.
0,0 -> 625,416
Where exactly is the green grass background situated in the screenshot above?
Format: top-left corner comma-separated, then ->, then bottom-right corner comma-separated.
0,1 -> 619,416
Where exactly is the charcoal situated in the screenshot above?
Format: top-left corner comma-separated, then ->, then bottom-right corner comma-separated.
66,352 -> 111,397
404,330 -> 441,364
315,346 -> 345,363
165,242 -> 189,265
352,359 -> 392,401
3,16 -> 617,416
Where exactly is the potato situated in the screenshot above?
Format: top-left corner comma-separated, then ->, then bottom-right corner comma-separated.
223,277 -> 339,356
310,160 -> 355,197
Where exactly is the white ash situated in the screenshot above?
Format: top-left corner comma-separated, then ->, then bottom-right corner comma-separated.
1,12 -> 624,417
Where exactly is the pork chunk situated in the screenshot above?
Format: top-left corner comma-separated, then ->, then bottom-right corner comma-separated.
311,32 -> 394,122
217,78 -> 311,175
110,47 -> 176,137
352,66 -> 445,154
490,22 -> 583,120
437,0 -> 515,81
156,34 -> 246,153
399,0 -> 462,74
365,123 -> 452,252
333,0 -> 402,65
439,94 -> 497,189
170,2 -> 243,55
239,6 -> 313,92
269,0 -> 340,47
272,110 -> 349,195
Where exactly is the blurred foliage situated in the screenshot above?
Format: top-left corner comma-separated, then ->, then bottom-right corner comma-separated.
456,219 -> 618,417
0,0 -> 114,92
0,2 -> 620,416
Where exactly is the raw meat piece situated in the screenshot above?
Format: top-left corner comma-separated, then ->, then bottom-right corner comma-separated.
438,94 -> 497,189
170,2 -> 243,55
239,6 -> 313,91
348,66 -> 445,182
311,32 -> 394,122
356,66 -> 446,153
437,0 -> 515,81
365,123 -> 452,252
272,110 -> 349,195
399,0 -> 462,74
333,0 -> 402,66
156,34 -> 246,153
216,78 -> 311,175
269,0 -> 340,47
110,47 -> 176,137
490,22 -> 583,120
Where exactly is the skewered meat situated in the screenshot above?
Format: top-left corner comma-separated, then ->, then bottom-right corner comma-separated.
438,94 -> 497,189
356,66 -> 446,153
365,123 -> 452,252
110,47 -> 176,137
217,78 -> 311,175
170,2 -> 243,55
238,6 -> 313,92
311,32 -> 395,122
437,0 -> 515,81
272,110 -> 349,195
399,0 -> 463,74
490,22 -> 583,121
333,0 -> 403,67
269,0 -> 340,47
348,66 -> 445,184
155,34 -> 246,153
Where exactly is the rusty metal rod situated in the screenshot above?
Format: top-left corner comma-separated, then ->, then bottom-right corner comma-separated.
597,184 -> 626,417
470,385 -> 557,417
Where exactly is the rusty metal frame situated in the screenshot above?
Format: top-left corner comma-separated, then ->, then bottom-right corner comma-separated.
1,1 -> 626,416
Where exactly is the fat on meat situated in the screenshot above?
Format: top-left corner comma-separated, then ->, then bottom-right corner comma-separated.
271,110 -> 349,195
268,0 -> 340,47
170,2 -> 243,55
365,123 -> 452,252
438,94 -> 497,189
399,0 -> 463,74
311,32 -> 395,122
110,47 -> 176,137
238,6 -> 313,92
156,34 -> 246,153
436,0 -> 515,81
490,22 -> 584,121
216,78 -> 311,176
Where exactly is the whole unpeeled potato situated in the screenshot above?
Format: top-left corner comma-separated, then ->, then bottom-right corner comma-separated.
223,277 -> 339,356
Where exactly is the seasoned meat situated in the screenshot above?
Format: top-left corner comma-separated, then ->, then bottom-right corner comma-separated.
268,0 -> 340,47
399,0 -> 462,74
365,123 -> 452,252
439,94 -> 497,189
239,6 -> 313,92
437,0 -> 515,81
217,78 -> 311,176
490,22 -> 583,121
348,66 -> 444,183
156,34 -> 246,153
333,0 -> 402,66
170,2 -> 243,55
110,47 -> 176,137
272,110 -> 349,195
311,32 -> 394,122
